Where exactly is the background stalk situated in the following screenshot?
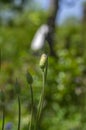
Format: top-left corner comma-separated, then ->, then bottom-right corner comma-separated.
26,71 -> 33,130
29,84 -> 34,130
18,95 -> 21,130
2,104 -> 5,130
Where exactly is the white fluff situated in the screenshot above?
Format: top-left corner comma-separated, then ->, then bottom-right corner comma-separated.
31,24 -> 49,51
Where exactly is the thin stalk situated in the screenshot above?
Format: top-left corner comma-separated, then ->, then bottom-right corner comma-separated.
29,84 -> 34,130
35,65 -> 48,130
2,104 -> 5,130
38,59 -> 48,119
36,70 -> 45,121
18,95 -> 21,130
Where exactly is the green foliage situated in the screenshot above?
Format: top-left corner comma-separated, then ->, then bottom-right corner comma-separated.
0,8 -> 86,130
0,0 -> 11,3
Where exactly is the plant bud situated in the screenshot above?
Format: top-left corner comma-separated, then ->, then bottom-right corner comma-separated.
39,54 -> 48,69
26,71 -> 33,84
0,91 -> 5,102
15,79 -> 21,94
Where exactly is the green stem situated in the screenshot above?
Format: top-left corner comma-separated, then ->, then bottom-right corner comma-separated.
29,84 -> 34,130
18,95 -> 21,130
36,70 -> 45,121
35,56 -> 48,130
35,66 -> 47,130
2,104 -> 5,130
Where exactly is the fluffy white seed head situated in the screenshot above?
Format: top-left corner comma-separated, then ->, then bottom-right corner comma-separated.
31,24 -> 49,51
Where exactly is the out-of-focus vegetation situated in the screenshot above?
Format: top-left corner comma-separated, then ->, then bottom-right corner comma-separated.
0,0 -> 86,130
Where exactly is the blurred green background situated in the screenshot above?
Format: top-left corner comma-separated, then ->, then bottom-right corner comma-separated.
0,0 -> 86,130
